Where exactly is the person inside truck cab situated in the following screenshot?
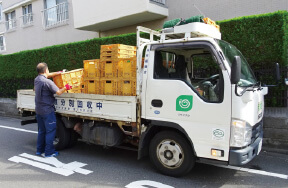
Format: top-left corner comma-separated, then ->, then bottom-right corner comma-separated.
154,50 -> 223,102
170,55 -> 192,85
34,62 -> 71,157
154,52 -> 191,85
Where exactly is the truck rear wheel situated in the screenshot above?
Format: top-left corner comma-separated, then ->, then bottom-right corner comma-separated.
54,117 -> 71,150
68,129 -> 79,148
149,131 -> 195,177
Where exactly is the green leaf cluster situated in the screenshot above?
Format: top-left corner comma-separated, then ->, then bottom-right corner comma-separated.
0,11 -> 287,106
0,32 -> 137,98
217,10 -> 288,107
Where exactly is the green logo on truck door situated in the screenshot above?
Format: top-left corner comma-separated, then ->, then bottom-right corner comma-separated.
176,95 -> 193,111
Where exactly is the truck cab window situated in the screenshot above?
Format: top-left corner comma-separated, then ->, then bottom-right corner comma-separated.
191,53 -> 224,102
154,47 -> 224,103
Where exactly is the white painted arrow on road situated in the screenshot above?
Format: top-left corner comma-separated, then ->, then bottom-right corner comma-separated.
8,153 -> 93,176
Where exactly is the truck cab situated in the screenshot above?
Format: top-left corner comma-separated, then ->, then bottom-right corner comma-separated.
137,22 -> 266,176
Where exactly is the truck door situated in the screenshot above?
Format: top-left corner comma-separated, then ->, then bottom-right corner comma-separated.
145,42 -> 231,161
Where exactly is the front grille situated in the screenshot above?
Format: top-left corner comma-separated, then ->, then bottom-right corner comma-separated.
251,121 -> 263,144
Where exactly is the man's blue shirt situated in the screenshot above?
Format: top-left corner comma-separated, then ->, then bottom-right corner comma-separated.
34,74 -> 59,115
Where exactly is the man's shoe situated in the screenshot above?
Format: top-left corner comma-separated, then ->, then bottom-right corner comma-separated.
36,152 -> 44,156
45,151 -> 59,157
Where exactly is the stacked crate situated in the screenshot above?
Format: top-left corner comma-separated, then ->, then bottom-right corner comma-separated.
53,69 -> 83,93
83,59 -> 101,94
100,44 -> 137,96
117,58 -> 137,96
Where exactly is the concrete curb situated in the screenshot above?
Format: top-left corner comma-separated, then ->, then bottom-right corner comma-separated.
0,98 -> 20,118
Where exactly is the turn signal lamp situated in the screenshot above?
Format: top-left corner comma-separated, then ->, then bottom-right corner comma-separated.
211,149 -> 224,157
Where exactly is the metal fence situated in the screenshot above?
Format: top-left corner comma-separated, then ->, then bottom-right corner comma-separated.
20,13 -> 33,27
5,19 -> 17,31
42,2 -> 69,29
254,66 -> 288,107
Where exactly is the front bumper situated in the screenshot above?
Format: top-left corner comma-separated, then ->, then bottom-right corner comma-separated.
229,134 -> 263,166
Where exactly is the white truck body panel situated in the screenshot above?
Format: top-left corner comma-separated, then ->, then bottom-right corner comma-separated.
143,46 -> 232,161
17,90 -> 36,111
17,90 -> 138,122
232,85 -> 264,126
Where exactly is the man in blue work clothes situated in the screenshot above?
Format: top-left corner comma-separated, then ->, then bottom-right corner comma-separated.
34,62 -> 71,157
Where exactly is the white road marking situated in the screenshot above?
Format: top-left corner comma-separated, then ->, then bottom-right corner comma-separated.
9,156 -> 74,176
20,153 -> 64,168
125,180 -> 174,188
9,153 -> 93,176
214,165 -> 288,180
1,124 -> 287,180
0,125 -> 37,134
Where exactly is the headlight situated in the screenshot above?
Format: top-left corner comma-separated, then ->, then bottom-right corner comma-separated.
230,119 -> 252,147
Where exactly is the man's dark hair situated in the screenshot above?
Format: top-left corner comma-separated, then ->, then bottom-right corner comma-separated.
36,63 -> 48,74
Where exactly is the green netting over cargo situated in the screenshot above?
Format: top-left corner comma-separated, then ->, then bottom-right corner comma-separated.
186,15 -> 204,23
163,15 -> 204,29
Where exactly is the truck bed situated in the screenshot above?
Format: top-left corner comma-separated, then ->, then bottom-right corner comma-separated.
17,90 -> 137,122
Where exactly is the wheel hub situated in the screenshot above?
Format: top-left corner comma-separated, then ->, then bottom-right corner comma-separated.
164,150 -> 173,160
157,140 -> 184,168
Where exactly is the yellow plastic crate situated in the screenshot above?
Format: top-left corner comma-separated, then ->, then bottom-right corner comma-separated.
53,69 -> 83,93
83,79 -> 100,94
100,53 -> 131,60
117,79 -> 136,96
126,50 -> 136,56
101,44 -> 136,51
83,59 -> 101,79
118,58 -> 137,79
69,87 -> 82,93
100,79 -> 117,95
101,49 -> 129,55
203,17 -> 220,31
53,74 -> 65,88
101,49 -> 136,56
100,59 -> 118,78
203,17 -> 216,26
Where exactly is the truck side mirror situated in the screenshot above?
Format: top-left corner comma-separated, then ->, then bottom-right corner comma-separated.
231,56 -> 241,85
275,63 -> 280,84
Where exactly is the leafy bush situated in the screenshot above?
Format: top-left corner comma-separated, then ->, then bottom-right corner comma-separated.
217,10 -> 288,107
0,33 -> 137,98
0,11 -> 287,106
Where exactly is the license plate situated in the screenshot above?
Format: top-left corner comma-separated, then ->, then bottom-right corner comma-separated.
257,139 -> 262,155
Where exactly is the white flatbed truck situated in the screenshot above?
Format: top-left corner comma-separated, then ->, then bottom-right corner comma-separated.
17,22 -> 267,177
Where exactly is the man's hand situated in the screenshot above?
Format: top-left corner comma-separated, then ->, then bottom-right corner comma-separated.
65,84 -> 72,91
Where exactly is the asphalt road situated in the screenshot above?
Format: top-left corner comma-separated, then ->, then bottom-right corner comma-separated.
0,116 -> 287,188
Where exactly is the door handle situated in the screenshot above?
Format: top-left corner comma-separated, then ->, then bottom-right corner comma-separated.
151,99 -> 163,108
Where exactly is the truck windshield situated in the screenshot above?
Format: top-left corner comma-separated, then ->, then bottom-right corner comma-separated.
216,40 -> 257,87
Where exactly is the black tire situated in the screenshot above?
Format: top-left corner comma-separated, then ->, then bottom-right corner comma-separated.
68,129 -> 79,148
149,131 -> 195,177
54,117 -> 71,150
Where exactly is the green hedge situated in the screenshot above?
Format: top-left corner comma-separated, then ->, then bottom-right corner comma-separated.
0,33 -> 138,97
218,10 -> 288,107
0,11 -> 287,106
218,10 -> 288,68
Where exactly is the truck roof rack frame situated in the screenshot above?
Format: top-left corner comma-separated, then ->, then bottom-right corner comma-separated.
160,22 -> 221,41
136,26 -> 161,99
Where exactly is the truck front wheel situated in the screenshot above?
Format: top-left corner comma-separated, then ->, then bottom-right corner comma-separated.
149,131 -> 195,177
